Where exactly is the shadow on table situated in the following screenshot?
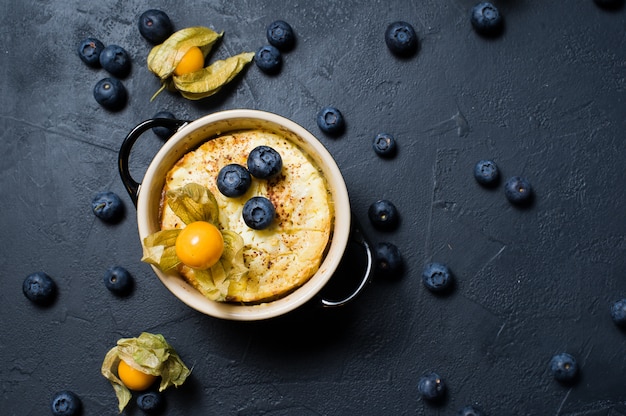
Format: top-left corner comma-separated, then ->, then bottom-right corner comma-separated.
214,234 -> 373,355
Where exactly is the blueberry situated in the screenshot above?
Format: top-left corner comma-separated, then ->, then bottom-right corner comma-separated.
77,37 -> 105,67
373,133 -> 397,158
243,197 -> 276,230
474,159 -> 500,187
138,9 -> 174,44
504,176 -> 533,205
137,391 -> 165,414
470,2 -> 504,37
99,45 -> 131,78
51,390 -> 82,416
368,199 -> 399,231
594,0 -> 625,9
93,77 -> 127,111
458,405 -> 485,416
417,372 -> 446,402
152,111 -> 177,140
92,191 -> 124,223
422,262 -> 454,293
255,45 -> 282,74
610,299 -> 626,327
374,242 -> 404,278
385,21 -> 418,56
266,20 -> 295,51
22,272 -> 57,306
317,106 -> 345,136
103,266 -> 134,296
247,146 -> 283,179
217,164 -> 252,197
549,352 -> 579,383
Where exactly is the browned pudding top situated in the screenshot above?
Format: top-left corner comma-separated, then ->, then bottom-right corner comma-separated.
160,129 -> 333,303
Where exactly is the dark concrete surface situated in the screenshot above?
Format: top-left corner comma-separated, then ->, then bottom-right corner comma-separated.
2,1 -> 626,415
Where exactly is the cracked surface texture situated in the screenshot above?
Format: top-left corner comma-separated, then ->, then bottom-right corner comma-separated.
1,1 -> 626,415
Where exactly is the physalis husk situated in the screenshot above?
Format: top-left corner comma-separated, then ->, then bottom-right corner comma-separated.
101,332 -> 191,412
147,26 -> 254,101
141,183 -> 248,301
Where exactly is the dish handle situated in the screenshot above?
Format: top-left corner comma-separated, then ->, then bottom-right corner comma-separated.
118,118 -> 189,206
319,218 -> 373,307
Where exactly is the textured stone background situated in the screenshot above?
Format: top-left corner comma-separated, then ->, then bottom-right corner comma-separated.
1,1 -> 625,415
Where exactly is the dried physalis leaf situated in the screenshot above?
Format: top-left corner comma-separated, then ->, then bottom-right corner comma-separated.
172,52 -> 254,100
166,182 -> 220,225
147,26 -> 253,101
147,26 -> 222,80
140,183 -> 249,301
141,229 -> 180,271
101,332 -> 191,412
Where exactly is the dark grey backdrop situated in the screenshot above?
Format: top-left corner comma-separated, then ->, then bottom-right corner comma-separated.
2,1 -> 626,415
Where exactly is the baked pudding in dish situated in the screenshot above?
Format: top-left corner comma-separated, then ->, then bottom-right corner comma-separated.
157,129 -> 333,303
120,109 -> 359,320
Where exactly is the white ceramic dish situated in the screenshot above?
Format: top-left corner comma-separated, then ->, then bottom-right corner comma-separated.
119,109 -> 371,320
